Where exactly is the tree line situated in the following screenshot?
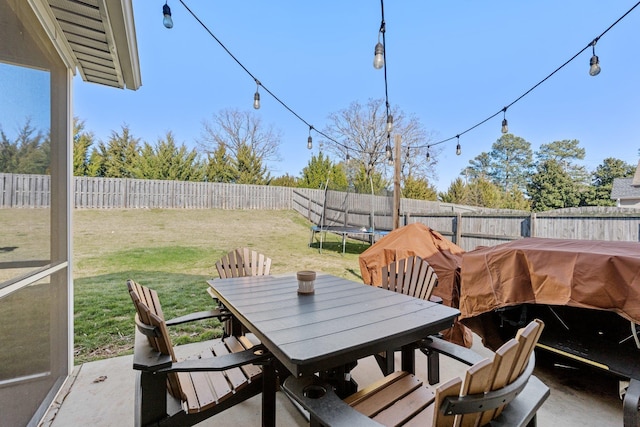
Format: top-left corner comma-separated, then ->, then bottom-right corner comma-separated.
1,100 -> 636,212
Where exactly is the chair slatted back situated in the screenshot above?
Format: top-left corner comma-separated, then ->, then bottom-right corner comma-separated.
127,280 -> 183,399
215,248 -> 272,279
381,256 -> 438,301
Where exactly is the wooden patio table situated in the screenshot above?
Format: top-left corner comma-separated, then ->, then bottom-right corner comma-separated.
207,273 -> 460,427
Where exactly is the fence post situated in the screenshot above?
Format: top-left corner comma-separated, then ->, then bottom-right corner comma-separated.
455,213 -> 462,245
530,212 -> 536,237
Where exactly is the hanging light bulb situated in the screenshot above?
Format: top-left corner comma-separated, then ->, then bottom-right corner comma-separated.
387,154 -> 394,166
307,126 -> 313,150
162,2 -> 173,29
501,108 -> 508,134
456,136 -> 461,156
346,152 -> 351,162
589,39 -> 601,76
373,22 -> 385,69
373,40 -> 384,69
385,143 -> 392,159
386,114 -> 394,134
426,146 -> 431,162
253,81 -> 261,109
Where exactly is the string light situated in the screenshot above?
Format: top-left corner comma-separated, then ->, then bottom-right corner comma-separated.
373,34 -> 384,70
589,38 -> 601,76
175,0 -> 638,164
501,107 -> 508,134
455,136 -> 461,156
307,126 -> 313,150
253,80 -> 261,109
162,2 -> 173,29
385,142 -> 392,159
408,2 -> 639,154
426,146 -> 431,162
386,114 -> 393,134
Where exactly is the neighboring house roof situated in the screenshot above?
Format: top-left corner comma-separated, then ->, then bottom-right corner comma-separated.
611,178 -> 640,200
29,0 -> 141,90
611,162 -> 640,200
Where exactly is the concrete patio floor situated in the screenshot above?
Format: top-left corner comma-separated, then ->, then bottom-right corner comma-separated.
41,337 -> 625,426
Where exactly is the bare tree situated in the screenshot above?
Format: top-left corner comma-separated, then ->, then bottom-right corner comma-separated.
199,108 -> 282,165
320,98 -> 435,186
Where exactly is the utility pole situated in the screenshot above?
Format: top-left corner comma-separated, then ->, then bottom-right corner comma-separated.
392,134 -> 401,229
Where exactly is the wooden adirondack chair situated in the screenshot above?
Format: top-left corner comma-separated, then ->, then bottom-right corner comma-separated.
375,256 -> 440,375
380,256 -> 438,302
209,248 -> 273,336
215,247 -> 272,279
283,319 -> 549,427
128,280 -> 268,427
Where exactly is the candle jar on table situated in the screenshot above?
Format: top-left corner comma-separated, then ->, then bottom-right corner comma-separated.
297,271 -> 316,294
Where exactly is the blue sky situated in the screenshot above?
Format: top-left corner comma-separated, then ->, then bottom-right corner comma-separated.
73,1 -> 640,192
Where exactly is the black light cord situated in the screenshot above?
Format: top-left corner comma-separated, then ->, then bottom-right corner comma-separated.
176,1 -> 638,160
178,0 -> 347,150
415,0 -> 640,151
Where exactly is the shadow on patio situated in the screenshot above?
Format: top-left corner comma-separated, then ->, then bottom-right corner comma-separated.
41,337 -> 624,426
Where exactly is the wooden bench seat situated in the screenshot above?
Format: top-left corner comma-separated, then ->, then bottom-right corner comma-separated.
128,280 -> 268,427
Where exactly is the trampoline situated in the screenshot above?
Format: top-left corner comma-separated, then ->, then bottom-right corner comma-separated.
309,225 -> 388,255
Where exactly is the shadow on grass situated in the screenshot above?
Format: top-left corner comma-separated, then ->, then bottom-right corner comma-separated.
74,271 -> 222,364
308,239 -> 373,256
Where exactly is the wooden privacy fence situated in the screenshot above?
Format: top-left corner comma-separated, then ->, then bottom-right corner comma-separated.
72,176 -> 297,209
4,173 -> 640,250
291,189 -> 640,251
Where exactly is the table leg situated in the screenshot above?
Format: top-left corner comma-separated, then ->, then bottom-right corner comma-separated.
262,361 -> 277,427
319,361 -> 358,399
400,344 -> 416,374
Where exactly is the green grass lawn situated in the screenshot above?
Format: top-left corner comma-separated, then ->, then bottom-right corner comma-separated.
73,209 -> 369,364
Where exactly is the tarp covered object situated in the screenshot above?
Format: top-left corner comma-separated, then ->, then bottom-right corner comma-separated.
359,223 -> 465,306
358,223 -> 471,346
459,237 -> 640,324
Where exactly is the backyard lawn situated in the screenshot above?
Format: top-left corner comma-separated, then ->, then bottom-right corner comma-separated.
72,208 -> 368,364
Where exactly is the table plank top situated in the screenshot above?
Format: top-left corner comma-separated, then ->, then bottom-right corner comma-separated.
208,273 -> 459,376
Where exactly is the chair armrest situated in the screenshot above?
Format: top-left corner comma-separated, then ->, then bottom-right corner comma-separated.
418,335 -> 486,366
490,375 -> 550,427
441,354 -> 538,415
165,308 -> 229,326
282,375 -> 384,427
132,328 -> 172,372
623,378 -> 640,427
158,346 -> 270,373
429,295 -> 443,304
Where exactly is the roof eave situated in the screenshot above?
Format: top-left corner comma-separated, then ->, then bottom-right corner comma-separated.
28,0 -> 141,91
